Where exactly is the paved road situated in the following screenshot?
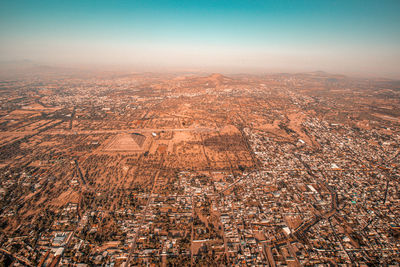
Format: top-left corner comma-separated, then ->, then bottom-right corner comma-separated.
0,248 -> 33,267
125,157 -> 164,266
46,127 -> 216,135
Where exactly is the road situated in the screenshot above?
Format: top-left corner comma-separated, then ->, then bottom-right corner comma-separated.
190,195 -> 194,266
45,127 -> 216,135
0,248 -> 33,267
125,157 -> 164,266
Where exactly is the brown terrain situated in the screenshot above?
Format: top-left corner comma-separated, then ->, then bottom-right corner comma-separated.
0,71 -> 399,266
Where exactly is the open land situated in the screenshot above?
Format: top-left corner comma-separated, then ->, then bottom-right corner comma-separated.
0,71 -> 399,266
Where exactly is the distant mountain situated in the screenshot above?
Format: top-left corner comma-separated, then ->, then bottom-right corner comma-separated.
204,73 -> 231,83
0,60 -> 102,80
207,73 -> 229,80
0,60 -> 74,79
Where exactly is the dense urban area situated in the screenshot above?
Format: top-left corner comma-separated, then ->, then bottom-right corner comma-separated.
0,70 -> 399,266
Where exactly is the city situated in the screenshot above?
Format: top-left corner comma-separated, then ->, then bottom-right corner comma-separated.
0,71 -> 398,265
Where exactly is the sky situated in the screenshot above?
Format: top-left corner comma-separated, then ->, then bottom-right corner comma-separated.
0,0 -> 400,77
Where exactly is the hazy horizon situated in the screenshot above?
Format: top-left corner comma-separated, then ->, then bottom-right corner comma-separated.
1,0 -> 400,78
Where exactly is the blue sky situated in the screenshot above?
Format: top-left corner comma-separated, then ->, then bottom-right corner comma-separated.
1,0 -> 400,77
